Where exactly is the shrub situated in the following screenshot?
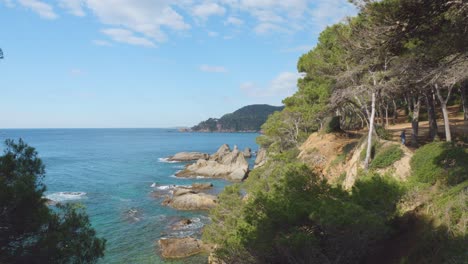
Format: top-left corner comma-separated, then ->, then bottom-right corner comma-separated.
375,125 -> 392,140
410,142 -> 468,185
370,144 -> 403,169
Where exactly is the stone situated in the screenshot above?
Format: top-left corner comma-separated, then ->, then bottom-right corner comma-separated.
254,148 -> 267,168
191,182 -> 213,190
158,237 -> 208,259
164,192 -> 217,210
168,152 -> 209,162
243,147 -> 252,158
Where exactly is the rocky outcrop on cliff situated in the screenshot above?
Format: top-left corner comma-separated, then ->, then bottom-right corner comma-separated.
254,148 -> 267,168
167,152 -> 210,162
176,144 -> 249,181
243,147 -> 252,158
158,237 -> 213,259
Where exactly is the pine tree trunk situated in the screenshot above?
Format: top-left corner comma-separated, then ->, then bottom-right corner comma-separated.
393,99 -> 398,123
411,96 -> 421,147
426,91 -> 438,141
365,92 -> 376,170
435,84 -> 452,142
460,83 -> 468,121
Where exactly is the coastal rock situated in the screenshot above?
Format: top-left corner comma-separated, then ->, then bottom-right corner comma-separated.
171,219 -> 193,231
158,237 -> 210,259
243,147 -> 252,158
177,146 -> 249,181
209,144 -> 231,161
191,182 -> 213,190
168,152 -> 209,162
254,148 -> 267,168
163,191 -> 217,210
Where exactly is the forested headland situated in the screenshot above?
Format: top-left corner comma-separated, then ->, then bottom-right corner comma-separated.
203,1 -> 468,263
191,105 -> 284,132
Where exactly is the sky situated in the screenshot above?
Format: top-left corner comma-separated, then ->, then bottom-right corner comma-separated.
0,0 -> 357,128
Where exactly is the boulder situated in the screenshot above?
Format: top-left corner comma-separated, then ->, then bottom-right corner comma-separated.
243,147 -> 252,158
168,152 -> 209,162
164,191 -> 217,210
177,147 -> 249,181
254,148 -> 267,168
158,237 -> 209,259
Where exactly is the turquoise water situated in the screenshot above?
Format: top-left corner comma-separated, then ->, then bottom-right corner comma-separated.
0,129 -> 258,263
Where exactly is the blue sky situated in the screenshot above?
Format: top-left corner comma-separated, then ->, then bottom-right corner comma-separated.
0,0 -> 356,128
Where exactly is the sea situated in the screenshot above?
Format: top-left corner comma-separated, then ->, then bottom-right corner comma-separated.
0,129 -> 259,263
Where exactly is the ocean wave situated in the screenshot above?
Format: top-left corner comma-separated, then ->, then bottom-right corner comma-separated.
158,158 -> 179,163
156,185 -> 176,190
46,192 -> 87,202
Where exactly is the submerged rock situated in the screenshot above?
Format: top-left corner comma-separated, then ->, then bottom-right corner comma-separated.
168,152 -> 210,162
158,237 -> 211,259
171,219 -> 193,231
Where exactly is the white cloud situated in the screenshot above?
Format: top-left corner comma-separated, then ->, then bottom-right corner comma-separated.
224,16 -> 243,26
254,22 -> 284,35
18,0 -> 58,19
86,0 -> 190,43
58,0 -> 86,16
192,2 -> 225,19
92,39 -> 113,46
199,64 -> 228,73
101,28 -> 155,47
240,72 -> 303,98
7,0 -> 357,44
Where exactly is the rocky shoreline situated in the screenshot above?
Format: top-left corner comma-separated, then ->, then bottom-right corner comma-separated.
153,144 -> 267,260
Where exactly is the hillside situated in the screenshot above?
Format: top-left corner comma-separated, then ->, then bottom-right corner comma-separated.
191,104 -> 284,132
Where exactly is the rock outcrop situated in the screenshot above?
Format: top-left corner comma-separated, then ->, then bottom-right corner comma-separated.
191,182 -> 213,190
254,148 -> 267,168
243,147 -> 252,158
158,237 -> 212,259
176,144 -> 249,181
168,152 -> 209,162
162,187 -> 217,210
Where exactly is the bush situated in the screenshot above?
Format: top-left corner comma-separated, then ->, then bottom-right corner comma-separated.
410,142 -> 468,185
375,125 -> 392,140
370,144 -> 403,169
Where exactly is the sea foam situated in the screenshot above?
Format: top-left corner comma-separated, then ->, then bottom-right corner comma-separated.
158,158 -> 179,163
46,192 -> 87,202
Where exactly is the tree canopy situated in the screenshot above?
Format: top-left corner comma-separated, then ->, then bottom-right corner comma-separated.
0,139 -> 106,264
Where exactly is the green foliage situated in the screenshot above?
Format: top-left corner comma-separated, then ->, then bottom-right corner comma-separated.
206,161 -> 403,263
192,104 -> 284,132
360,138 -> 380,161
323,116 -> 341,133
375,125 -> 392,140
0,139 -> 105,264
410,142 -> 468,185
352,172 -> 405,220
370,144 -> 403,169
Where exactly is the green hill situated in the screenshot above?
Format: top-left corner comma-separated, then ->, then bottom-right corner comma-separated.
191,104 -> 284,132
